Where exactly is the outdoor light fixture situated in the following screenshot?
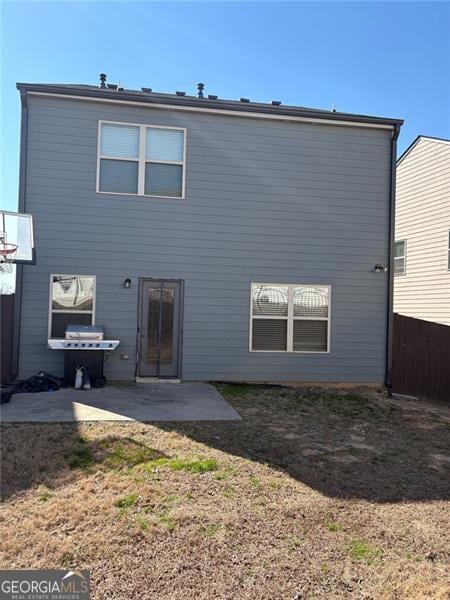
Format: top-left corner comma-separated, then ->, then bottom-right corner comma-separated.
123,278 -> 132,289
374,264 -> 388,273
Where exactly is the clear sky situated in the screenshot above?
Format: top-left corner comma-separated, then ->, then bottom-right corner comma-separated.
1,1 -> 449,213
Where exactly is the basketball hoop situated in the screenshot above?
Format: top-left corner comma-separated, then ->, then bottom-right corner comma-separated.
0,240 -> 18,273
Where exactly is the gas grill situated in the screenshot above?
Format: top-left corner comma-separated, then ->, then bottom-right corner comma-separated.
47,325 -> 120,350
47,325 -> 120,386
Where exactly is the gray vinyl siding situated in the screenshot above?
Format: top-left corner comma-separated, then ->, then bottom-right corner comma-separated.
18,95 -> 392,382
394,138 -> 450,325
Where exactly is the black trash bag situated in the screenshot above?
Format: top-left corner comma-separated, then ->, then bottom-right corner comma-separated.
11,371 -> 63,396
38,371 -> 62,391
1,389 -> 13,404
93,376 -> 106,388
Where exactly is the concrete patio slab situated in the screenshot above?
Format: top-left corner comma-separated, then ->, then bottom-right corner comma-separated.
0,383 -> 241,423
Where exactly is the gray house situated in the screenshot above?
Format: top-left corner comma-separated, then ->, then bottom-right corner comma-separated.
13,78 -> 403,384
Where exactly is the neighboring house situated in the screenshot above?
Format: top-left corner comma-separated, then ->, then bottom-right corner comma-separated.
13,77 -> 403,384
394,136 -> 450,325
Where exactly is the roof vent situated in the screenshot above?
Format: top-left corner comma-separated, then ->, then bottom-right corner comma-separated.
99,73 -> 107,89
271,100 -> 281,106
176,91 -> 186,96
240,97 -> 250,103
197,82 -> 205,98
141,87 -> 152,93
208,94 -> 218,100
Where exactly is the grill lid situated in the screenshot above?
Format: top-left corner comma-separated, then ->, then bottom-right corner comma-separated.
65,324 -> 105,340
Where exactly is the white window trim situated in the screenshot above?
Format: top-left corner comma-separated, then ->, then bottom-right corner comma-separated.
48,274 -> 96,339
448,230 -> 450,271
249,283 -> 331,353
394,240 -> 407,277
96,120 -> 187,200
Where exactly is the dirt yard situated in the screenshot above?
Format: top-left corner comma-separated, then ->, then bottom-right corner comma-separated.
1,385 -> 449,599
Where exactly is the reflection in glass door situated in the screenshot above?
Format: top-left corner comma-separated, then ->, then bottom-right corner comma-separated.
139,280 -> 182,378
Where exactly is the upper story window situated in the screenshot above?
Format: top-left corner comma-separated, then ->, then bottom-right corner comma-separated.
250,284 -> 330,353
394,240 -> 406,276
49,275 -> 96,338
97,122 -> 186,198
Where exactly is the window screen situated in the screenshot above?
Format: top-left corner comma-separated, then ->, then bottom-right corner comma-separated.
98,122 -> 185,198
250,284 -> 330,352
49,275 -> 95,338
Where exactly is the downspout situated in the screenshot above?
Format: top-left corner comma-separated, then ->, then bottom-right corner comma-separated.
386,123 -> 401,388
11,89 -> 28,379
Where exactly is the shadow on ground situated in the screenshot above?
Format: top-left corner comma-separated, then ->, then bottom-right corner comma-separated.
155,385 -> 450,503
1,385 -> 449,503
0,427 -> 166,500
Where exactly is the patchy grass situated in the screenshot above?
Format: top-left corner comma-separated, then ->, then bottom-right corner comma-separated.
215,383 -> 270,398
36,489 -> 53,502
198,523 -> 221,537
102,439 -> 164,469
1,385 -> 449,599
138,457 -> 218,474
115,493 -> 139,511
68,446 -> 95,470
159,514 -> 176,532
348,539 -> 380,563
249,476 -> 264,491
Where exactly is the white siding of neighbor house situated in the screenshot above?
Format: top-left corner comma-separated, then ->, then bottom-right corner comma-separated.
18,94 -> 393,383
394,137 -> 450,325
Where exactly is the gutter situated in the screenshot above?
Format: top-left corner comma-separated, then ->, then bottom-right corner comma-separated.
11,90 -> 28,380
16,83 -> 403,130
386,123 -> 401,388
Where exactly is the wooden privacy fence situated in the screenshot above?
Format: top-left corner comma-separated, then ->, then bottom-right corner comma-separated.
1,294 -> 15,384
392,313 -> 450,402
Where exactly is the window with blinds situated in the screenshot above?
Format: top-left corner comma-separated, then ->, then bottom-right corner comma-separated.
394,240 -> 406,276
98,122 -> 185,198
250,284 -> 330,352
49,275 -> 96,338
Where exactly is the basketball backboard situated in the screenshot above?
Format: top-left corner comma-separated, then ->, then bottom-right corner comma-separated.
0,210 -> 35,264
